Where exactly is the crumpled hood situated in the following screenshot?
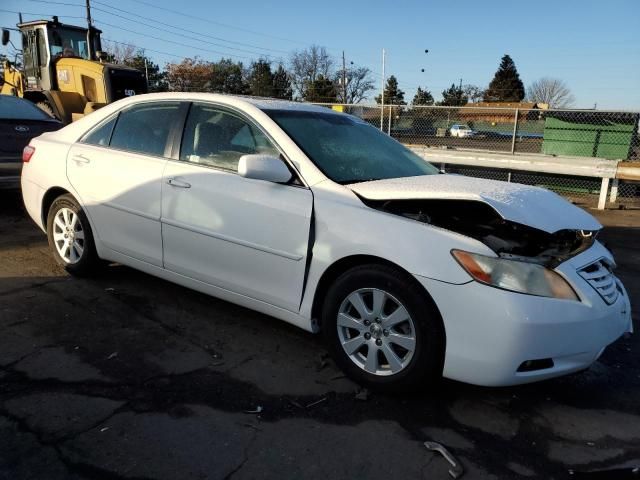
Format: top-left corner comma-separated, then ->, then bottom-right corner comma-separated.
349,174 -> 602,234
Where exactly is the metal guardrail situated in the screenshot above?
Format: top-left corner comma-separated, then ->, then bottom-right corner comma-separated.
314,103 -> 640,209
406,146 -> 640,209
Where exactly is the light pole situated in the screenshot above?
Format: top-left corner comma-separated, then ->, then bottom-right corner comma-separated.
379,48 -> 385,131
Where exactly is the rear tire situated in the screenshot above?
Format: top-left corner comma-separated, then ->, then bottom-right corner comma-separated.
46,194 -> 99,276
321,264 -> 445,392
36,101 -> 58,120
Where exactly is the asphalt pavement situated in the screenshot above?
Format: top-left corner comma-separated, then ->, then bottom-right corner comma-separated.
1,189 -> 638,479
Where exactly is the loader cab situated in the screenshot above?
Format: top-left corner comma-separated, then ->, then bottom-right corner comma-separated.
17,17 -> 102,92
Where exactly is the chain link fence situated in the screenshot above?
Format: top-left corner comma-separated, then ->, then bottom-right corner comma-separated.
314,103 -> 640,208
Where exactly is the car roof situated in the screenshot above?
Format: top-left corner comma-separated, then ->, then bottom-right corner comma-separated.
104,92 -> 339,115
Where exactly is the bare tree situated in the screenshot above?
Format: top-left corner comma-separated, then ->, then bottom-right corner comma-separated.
462,84 -> 485,103
103,40 -> 137,64
526,77 -> 575,108
336,66 -> 375,103
289,45 -> 333,99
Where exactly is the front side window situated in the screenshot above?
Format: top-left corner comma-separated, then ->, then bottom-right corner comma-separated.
180,103 -> 279,172
110,102 -> 180,157
265,109 -> 439,184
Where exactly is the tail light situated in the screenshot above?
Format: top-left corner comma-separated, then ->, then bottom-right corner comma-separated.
22,145 -> 35,163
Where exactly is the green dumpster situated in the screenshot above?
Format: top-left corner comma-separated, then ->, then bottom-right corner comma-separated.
542,116 -> 638,160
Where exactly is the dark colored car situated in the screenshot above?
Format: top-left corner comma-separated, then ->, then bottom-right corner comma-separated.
0,96 -> 62,188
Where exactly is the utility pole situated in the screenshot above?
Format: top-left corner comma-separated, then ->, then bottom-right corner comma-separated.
342,51 -> 347,105
86,0 -> 92,26
380,48 -> 385,131
144,57 -> 149,89
85,0 -> 93,60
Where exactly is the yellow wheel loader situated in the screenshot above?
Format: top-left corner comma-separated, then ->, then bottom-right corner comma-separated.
1,16 -> 147,124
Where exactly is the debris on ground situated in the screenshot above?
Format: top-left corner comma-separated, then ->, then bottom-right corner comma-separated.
288,399 -> 304,409
105,288 -> 115,292
107,352 -> 118,360
242,423 -> 262,431
243,406 -> 263,414
305,397 -> 327,409
355,388 -> 370,401
316,353 -> 329,372
424,441 -> 464,479
569,466 -> 640,478
100,427 -> 109,433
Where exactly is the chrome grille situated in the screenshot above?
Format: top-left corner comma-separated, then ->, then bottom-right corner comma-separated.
578,259 -> 619,305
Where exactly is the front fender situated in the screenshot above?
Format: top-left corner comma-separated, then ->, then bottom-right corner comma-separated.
300,183 -> 493,319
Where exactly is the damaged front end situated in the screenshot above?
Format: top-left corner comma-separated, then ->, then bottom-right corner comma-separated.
363,198 -> 598,267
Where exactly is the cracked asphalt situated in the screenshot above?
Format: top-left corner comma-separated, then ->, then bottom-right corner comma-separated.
1,189 -> 638,480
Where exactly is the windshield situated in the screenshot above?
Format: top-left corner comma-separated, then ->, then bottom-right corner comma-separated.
265,109 -> 439,184
49,27 -> 89,59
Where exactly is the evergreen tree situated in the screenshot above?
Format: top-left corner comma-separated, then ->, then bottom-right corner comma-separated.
210,59 -> 247,94
248,59 -> 274,97
302,75 -> 337,103
123,53 -> 167,92
412,86 -> 434,105
483,54 -> 525,102
272,64 -> 293,100
439,84 -> 468,106
375,75 -> 405,105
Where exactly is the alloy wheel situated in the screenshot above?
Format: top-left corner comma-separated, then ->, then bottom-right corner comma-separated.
52,207 -> 85,264
336,288 -> 416,376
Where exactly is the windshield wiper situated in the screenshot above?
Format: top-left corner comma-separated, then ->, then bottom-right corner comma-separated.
337,178 -> 381,185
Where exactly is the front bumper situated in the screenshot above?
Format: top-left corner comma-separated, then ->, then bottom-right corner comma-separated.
416,243 -> 632,386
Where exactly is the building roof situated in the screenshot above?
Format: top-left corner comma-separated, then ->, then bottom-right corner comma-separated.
465,102 -> 549,109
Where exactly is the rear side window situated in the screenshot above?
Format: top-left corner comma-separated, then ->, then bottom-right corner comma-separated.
81,115 -> 117,146
0,96 -> 53,121
110,102 -> 180,157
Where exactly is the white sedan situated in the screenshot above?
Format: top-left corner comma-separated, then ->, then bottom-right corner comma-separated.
21,93 -> 632,390
449,124 -> 475,137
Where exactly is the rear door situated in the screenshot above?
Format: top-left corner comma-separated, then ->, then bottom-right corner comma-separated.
67,101 -> 182,266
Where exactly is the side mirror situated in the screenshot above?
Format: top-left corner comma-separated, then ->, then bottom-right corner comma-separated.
238,154 -> 292,184
1,29 -> 9,46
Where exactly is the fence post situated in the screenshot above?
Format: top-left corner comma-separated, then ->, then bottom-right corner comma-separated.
597,177 -> 610,210
387,105 -> 392,135
609,178 -> 619,203
510,108 -> 519,154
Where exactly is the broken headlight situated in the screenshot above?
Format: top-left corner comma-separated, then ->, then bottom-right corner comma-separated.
451,250 -> 578,300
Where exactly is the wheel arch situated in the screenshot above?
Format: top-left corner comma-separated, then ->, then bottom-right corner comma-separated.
41,186 -> 72,227
311,254 -> 444,334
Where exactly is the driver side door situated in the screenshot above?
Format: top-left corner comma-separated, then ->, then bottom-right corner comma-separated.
161,103 -> 313,312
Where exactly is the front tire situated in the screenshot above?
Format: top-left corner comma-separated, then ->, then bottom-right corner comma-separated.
322,264 -> 445,392
46,194 -> 99,276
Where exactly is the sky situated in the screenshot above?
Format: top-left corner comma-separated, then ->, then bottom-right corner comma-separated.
2,0 -> 639,109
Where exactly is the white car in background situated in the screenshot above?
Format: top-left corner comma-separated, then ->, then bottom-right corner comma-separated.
449,124 -> 475,137
21,93 -> 633,390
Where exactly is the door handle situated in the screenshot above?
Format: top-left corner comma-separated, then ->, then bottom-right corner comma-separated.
72,154 -> 91,164
167,178 -> 191,189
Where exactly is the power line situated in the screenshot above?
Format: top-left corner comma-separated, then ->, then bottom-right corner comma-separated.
90,0 -> 289,55
90,7 -> 281,59
94,19 -> 253,60
127,0 -> 314,47
0,9 -> 85,20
